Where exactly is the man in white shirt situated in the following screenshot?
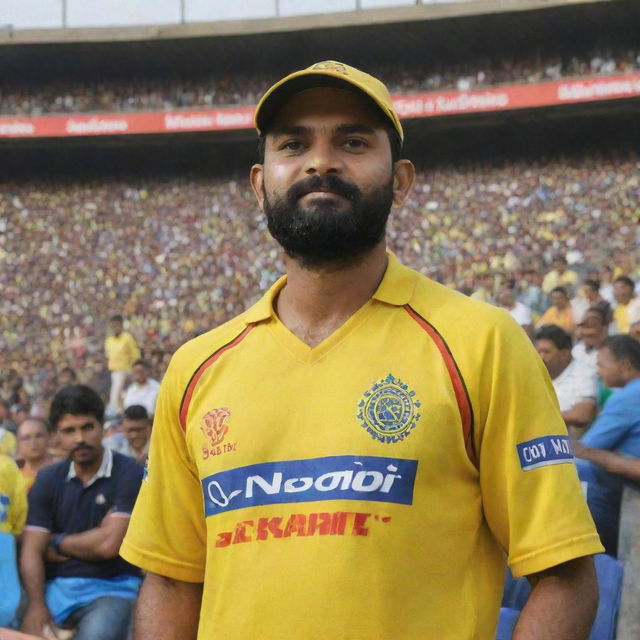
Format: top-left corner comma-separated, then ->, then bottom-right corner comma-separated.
535,325 -> 597,437
572,307 -> 610,376
122,360 -> 159,418
498,289 -> 533,338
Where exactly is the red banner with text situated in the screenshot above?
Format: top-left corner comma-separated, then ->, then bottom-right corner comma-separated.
1,73 -> 639,139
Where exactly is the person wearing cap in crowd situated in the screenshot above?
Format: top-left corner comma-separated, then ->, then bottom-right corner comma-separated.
120,61 -> 602,639
104,315 -> 140,414
573,335 -> 640,556
612,275 -> 640,335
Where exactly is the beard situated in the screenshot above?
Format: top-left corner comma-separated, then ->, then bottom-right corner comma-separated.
263,173 -> 394,269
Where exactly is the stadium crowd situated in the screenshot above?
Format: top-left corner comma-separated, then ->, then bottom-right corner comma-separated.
1,150 -> 639,637
1,46 -> 639,116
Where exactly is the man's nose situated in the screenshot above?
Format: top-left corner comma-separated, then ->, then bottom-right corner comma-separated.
304,140 -> 342,176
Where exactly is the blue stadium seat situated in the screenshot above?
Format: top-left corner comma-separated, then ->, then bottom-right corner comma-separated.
0,532 -> 21,627
497,554 -> 623,640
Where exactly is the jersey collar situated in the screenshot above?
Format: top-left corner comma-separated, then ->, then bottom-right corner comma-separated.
243,251 -> 417,325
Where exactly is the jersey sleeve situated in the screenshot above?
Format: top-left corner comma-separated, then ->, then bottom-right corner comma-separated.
119,354 -> 206,583
476,315 -> 603,578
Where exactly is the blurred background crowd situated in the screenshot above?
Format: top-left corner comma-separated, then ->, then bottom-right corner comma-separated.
1,45 -> 639,116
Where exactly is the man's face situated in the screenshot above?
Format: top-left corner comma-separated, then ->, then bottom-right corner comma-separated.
251,87 -> 414,268
582,285 -> 597,302
55,413 -> 104,466
614,282 -> 633,304
578,317 -> 607,349
17,420 -> 50,463
553,260 -> 567,274
597,347 -> 626,388
536,339 -> 570,379
122,417 -> 150,451
551,291 -> 568,309
110,320 -> 123,336
132,364 -> 148,384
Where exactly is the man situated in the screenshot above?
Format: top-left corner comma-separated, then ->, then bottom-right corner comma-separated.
572,307 -> 609,374
498,288 -> 533,337
612,275 -> 640,334
0,454 -> 26,537
518,268 -> 544,320
535,325 -> 597,435
573,335 -> 640,556
541,255 -> 578,296
20,385 -> 143,639
104,405 -> 151,465
122,360 -> 160,417
16,417 -> 54,492
121,62 -> 601,639
535,286 -> 576,335
104,315 -> 140,414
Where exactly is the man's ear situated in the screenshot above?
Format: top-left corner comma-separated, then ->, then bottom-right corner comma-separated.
392,159 -> 415,206
250,164 -> 265,212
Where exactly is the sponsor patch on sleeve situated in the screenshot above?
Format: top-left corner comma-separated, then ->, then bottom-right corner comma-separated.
517,435 -> 573,471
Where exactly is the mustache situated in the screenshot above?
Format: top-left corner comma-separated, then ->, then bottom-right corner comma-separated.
286,174 -> 361,204
71,444 -> 94,454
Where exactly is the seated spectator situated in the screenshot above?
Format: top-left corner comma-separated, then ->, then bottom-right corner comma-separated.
16,418 -> 55,492
613,275 -> 640,334
122,360 -> 159,417
498,288 -> 533,337
536,287 -> 576,335
578,279 -> 612,324
20,385 -> 143,639
572,308 -> 610,375
541,255 -> 579,296
518,269 -> 545,319
573,335 -> 640,556
535,325 -> 597,434
0,454 -> 27,537
104,405 -> 151,465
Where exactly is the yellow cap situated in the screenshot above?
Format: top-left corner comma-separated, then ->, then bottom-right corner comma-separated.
254,60 -> 403,143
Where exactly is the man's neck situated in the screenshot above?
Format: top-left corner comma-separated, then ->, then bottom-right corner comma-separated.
276,243 -> 388,348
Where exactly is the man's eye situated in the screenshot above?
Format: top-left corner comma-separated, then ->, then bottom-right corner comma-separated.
280,140 -> 304,152
343,138 -> 368,150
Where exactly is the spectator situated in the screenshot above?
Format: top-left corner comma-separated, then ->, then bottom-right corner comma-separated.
535,325 -> 597,434
19,385 -> 143,639
469,272 -> 495,303
572,307 -> 610,375
541,255 -> 579,296
0,400 -> 18,436
578,279 -> 611,324
612,275 -> 640,334
536,287 -> 576,335
0,454 -> 27,536
573,335 -> 640,555
16,418 -> 54,492
104,315 -> 140,414
104,405 -> 151,465
498,288 -> 533,337
122,360 -> 159,417
518,269 -> 545,319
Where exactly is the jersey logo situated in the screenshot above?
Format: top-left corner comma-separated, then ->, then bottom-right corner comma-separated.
357,374 -> 421,443
201,408 -> 238,459
517,436 -> 573,471
201,455 -> 418,517
312,61 -> 349,76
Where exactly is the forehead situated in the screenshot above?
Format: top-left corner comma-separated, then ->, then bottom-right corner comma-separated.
18,420 -> 47,436
123,418 -> 148,428
56,413 -> 100,429
267,87 -> 387,134
536,339 -> 557,351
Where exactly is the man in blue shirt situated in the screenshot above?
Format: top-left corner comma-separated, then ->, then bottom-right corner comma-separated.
20,385 -> 143,639
574,335 -> 640,555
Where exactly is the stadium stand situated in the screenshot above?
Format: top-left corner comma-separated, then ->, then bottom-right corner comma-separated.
1,1 -> 639,637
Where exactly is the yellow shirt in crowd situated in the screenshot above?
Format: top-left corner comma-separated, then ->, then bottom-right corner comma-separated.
0,455 -> 27,536
104,331 -> 141,373
122,255 -> 602,640
536,305 -> 576,334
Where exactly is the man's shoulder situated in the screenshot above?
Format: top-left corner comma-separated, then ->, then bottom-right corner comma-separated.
111,451 -> 144,480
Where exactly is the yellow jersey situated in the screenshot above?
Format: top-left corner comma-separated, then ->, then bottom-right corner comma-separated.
121,254 -> 602,639
0,455 -> 27,536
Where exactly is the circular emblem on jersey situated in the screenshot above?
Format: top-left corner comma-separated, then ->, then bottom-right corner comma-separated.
357,374 -> 421,443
